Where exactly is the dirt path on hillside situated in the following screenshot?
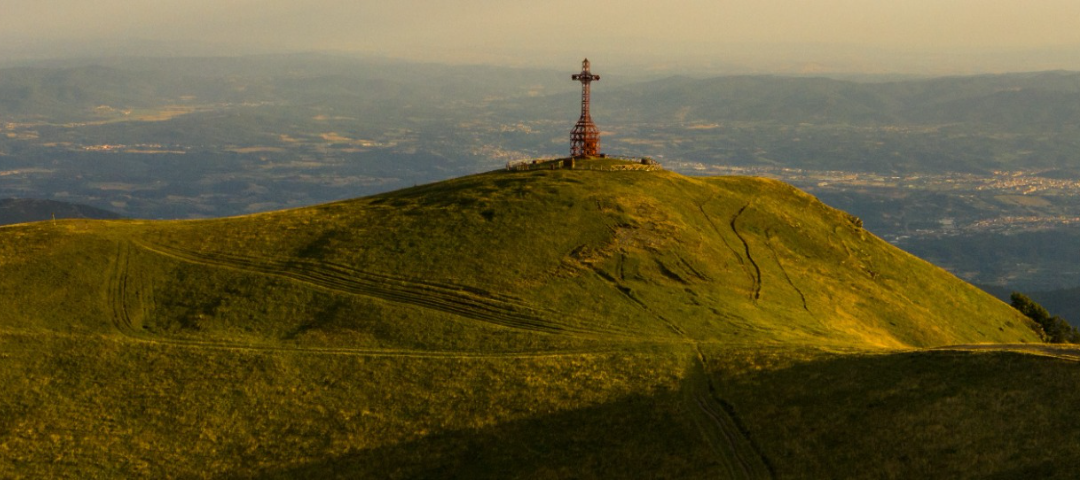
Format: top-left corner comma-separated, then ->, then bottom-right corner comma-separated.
686,346 -> 774,480
101,241 -> 645,359
133,240 -> 637,338
730,203 -> 763,301
696,196 -> 758,299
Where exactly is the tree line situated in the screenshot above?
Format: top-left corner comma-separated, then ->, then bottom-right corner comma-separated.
1011,292 -> 1080,344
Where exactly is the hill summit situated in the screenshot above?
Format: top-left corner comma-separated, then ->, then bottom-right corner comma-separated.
0,159 -> 1048,478
1,159 -> 1037,350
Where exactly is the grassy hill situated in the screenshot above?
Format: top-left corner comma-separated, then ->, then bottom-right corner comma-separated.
2,160 -> 1070,478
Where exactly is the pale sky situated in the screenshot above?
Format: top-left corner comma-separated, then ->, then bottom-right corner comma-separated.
4,0 -> 1080,73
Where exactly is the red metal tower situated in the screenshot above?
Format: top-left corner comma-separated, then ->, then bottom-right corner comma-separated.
570,58 -> 601,158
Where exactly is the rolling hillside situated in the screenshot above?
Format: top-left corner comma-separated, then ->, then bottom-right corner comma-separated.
3,160 -> 1073,479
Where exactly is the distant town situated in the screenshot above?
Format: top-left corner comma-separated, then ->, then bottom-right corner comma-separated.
667,162 -> 1080,240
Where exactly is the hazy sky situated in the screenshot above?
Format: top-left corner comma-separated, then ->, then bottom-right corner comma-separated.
5,0 -> 1080,73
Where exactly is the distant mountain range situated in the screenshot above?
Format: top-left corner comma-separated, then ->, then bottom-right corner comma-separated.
591,70 -> 1080,128
4,57 -> 1080,130
0,198 -> 120,226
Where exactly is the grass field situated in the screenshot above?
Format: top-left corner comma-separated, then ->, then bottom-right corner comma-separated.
0,159 -> 1064,478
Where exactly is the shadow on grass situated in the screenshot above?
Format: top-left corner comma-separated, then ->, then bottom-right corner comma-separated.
711,349 -> 1080,480
253,390 -> 721,480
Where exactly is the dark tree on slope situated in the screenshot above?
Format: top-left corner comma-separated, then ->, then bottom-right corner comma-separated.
1011,292 -> 1080,344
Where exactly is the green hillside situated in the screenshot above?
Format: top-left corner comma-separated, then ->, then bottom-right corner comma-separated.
1,160 -> 1065,478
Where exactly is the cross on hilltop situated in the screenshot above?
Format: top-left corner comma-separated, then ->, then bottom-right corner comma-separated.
508,58 -> 660,171
570,58 -> 601,158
